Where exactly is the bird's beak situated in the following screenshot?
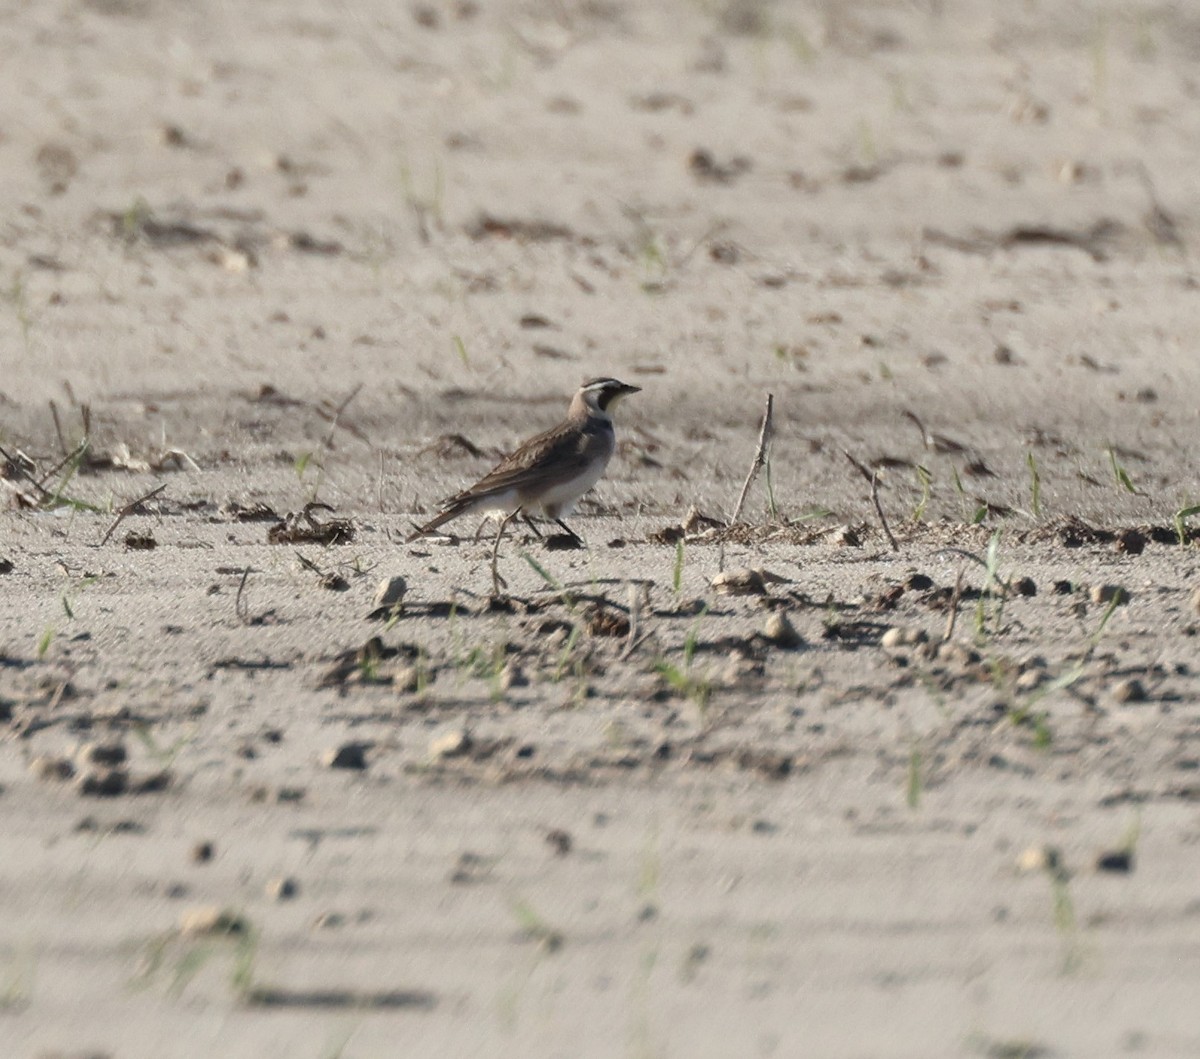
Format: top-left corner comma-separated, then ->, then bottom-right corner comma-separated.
620,383 -> 641,395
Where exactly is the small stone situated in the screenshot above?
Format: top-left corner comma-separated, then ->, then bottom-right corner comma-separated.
313,911 -> 345,930
905,573 -> 934,591
711,568 -> 766,596
1111,678 -> 1146,703
1095,849 -> 1134,873
881,626 -> 927,650
75,767 -> 129,797
1091,584 -> 1130,605
322,742 -> 370,770
267,876 -> 299,901
192,841 -> 215,863
215,246 -> 253,272
369,576 -> 407,617
130,770 -> 172,795
1115,528 -> 1146,555
828,524 -> 861,547
1016,844 -> 1061,874
499,662 -> 528,690
1191,587 -> 1200,616
1013,576 -> 1037,597
179,906 -> 248,937
30,755 -> 75,781
393,665 -> 421,693
0,558 -> 13,574
75,742 -> 127,768
763,612 -> 802,648
430,729 -> 472,760
1052,580 -> 1074,595
1015,669 -> 1044,692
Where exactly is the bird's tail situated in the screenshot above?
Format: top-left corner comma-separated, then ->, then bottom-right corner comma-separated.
404,495 -> 476,542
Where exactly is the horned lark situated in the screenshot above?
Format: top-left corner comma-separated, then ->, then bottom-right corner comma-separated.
407,377 -> 640,587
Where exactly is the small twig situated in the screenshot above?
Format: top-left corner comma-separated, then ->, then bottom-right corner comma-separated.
943,567 -> 964,642
0,443 -> 52,502
236,567 -> 252,625
34,439 -> 89,494
377,450 -> 386,514
622,584 -> 655,660
728,393 -> 775,525
843,450 -> 899,552
318,383 -> 368,447
49,401 -> 68,457
100,483 -> 167,545
490,509 -> 520,597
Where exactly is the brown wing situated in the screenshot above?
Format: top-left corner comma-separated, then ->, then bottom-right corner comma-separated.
452,421 -> 598,503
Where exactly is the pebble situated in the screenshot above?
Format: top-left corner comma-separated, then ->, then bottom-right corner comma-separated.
1115,528 -> 1146,555
430,729 -> 472,760
881,626 -> 927,650
1016,844 -> 1061,874
74,742 -> 127,768
75,768 -> 129,797
1095,849 -> 1135,873
191,841 -> 215,863
1091,584 -> 1130,605
500,662 -> 529,689
1191,587 -> 1200,616
30,755 -> 75,781
266,876 -> 299,901
1015,669 -> 1044,692
1013,576 -> 1037,597
711,568 -> 767,596
393,665 -> 421,693
763,612 -> 802,648
179,906 -> 249,937
370,575 -> 407,616
1111,678 -> 1146,704
322,742 -> 370,770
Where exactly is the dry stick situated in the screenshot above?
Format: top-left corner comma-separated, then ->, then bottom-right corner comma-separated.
49,400 -> 68,457
100,483 -> 167,546
318,383 -> 367,448
843,450 -> 899,552
728,393 -> 775,525
236,567 -> 253,625
943,567 -> 964,642
490,509 -> 521,597
0,443 -> 52,504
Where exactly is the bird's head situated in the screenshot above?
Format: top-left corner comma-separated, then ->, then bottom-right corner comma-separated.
577,377 -> 641,418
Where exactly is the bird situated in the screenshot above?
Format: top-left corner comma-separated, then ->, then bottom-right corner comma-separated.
406,377 -> 641,590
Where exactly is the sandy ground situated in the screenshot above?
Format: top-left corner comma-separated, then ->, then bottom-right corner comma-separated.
3,1 -> 1200,1056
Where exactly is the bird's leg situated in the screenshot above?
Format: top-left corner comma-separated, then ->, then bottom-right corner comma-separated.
554,518 -> 584,546
521,514 -> 544,539
490,508 -> 521,596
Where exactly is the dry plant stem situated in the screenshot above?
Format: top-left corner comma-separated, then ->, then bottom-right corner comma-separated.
49,400 -> 68,457
843,450 -> 899,552
944,567 -> 964,642
0,443 -> 51,503
729,393 -> 775,525
620,582 -> 652,660
236,567 -> 252,624
100,483 -> 167,545
319,383 -> 365,449
491,509 -> 521,596
34,440 -> 90,494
